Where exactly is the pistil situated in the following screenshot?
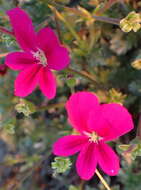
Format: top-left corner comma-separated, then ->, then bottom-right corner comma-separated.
32,49 -> 47,67
84,131 -> 102,143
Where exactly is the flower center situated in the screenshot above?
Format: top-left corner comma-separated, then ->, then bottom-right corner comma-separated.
84,131 -> 102,143
32,49 -> 47,67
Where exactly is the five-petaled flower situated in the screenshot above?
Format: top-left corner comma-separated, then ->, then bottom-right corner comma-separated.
53,92 -> 134,180
5,7 -> 70,99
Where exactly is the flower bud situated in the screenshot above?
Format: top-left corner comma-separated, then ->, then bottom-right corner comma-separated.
120,11 -> 141,33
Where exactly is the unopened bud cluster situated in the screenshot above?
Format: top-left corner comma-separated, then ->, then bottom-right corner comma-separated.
15,99 -> 36,116
51,157 -> 72,175
120,11 -> 141,32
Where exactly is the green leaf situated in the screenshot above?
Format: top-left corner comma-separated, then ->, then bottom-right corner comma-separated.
2,118 -> 16,134
1,34 -> 15,47
69,185 -> 79,190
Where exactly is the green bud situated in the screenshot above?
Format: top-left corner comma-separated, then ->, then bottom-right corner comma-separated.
15,99 -> 36,116
51,157 -> 72,174
119,138 -> 141,161
66,78 -> 76,88
107,88 -> 126,104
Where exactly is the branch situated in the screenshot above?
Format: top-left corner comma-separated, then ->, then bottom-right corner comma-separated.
95,169 -> 112,190
0,26 -> 14,36
54,13 -> 63,44
66,67 -> 98,85
37,102 -> 65,111
137,113 -> 141,140
93,15 -> 120,25
0,53 -> 9,58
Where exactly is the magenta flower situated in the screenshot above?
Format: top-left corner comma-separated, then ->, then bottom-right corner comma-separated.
53,92 -> 134,180
5,8 -> 70,99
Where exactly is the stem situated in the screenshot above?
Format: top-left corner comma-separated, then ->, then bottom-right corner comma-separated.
37,102 -> 65,111
63,19 -> 81,43
66,67 -> 98,85
0,26 -> 14,36
123,144 -> 137,155
0,52 -> 9,58
79,179 -> 85,190
93,15 -> 120,25
137,113 -> 141,139
95,169 -> 112,190
13,0 -> 19,6
54,13 -> 63,44
49,5 -> 82,44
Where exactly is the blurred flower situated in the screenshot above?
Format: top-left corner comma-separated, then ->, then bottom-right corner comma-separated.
132,59 -> 141,70
53,92 -> 134,180
5,8 -> 70,99
120,11 -> 141,33
0,64 -> 8,76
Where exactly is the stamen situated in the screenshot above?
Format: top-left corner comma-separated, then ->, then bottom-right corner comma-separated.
32,49 -> 47,67
84,131 -> 103,143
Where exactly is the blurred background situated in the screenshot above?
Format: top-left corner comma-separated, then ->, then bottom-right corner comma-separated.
0,0 -> 141,189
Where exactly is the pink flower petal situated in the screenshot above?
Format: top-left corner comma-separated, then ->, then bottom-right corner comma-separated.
37,27 -> 59,53
15,64 -> 40,97
66,92 -> 99,133
88,103 -> 134,141
5,52 -> 35,71
39,67 -> 56,99
102,103 -> 134,141
47,46 -> 70,70
96,142 -> 120,176
37,27 -> 70,70
7,8 -> 37,51
53,135 -> 88,156
76,143 -> 97,180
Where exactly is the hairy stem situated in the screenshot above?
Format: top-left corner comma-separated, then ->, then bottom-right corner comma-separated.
95,169 -> 112,190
